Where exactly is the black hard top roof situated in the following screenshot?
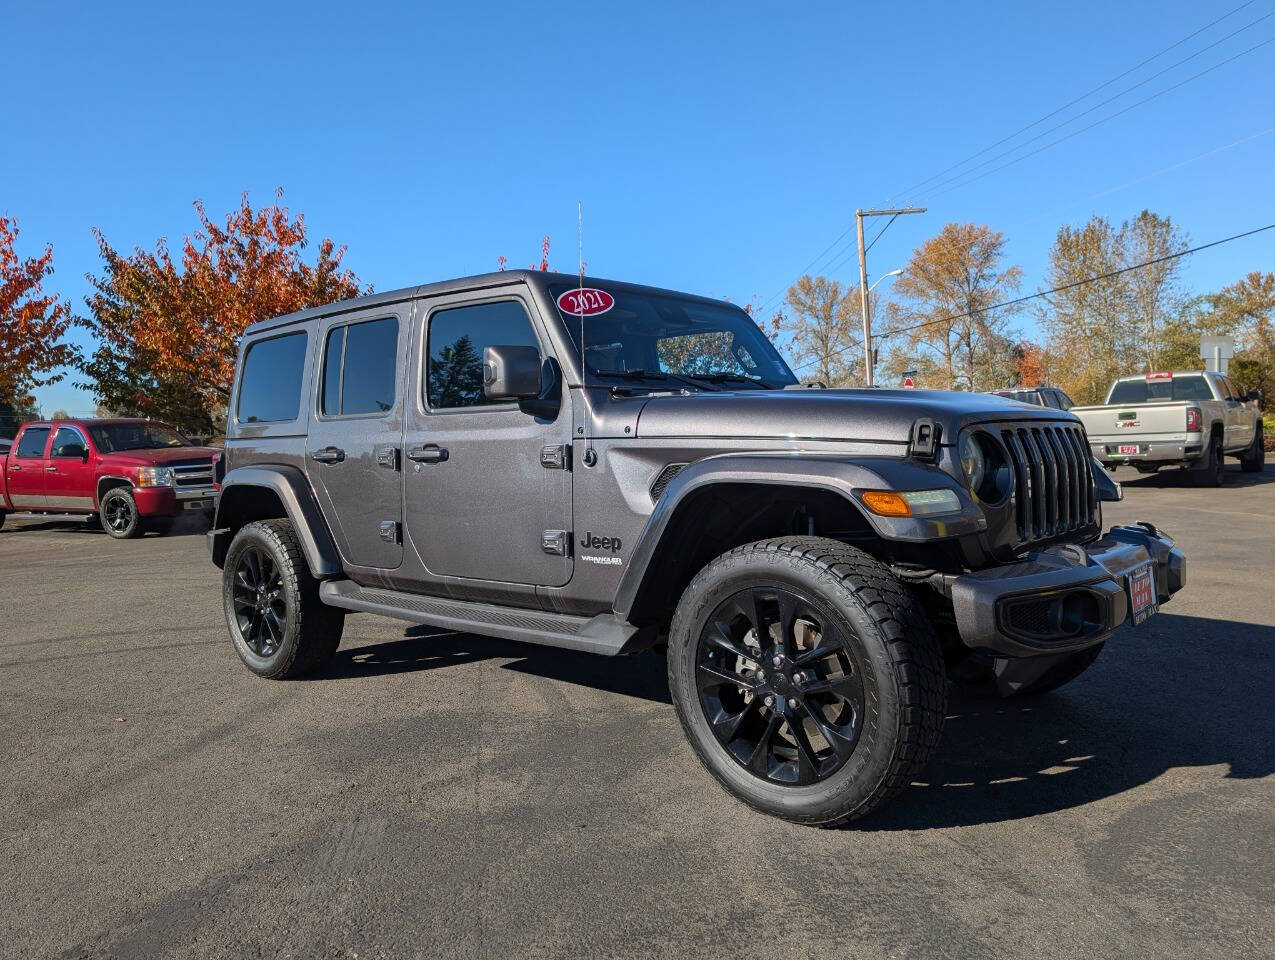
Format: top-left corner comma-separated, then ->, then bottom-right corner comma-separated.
242,270 -> 736,336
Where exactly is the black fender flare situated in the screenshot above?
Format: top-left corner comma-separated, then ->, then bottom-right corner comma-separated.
611,452 -> 985,621
209,465 -> 342,578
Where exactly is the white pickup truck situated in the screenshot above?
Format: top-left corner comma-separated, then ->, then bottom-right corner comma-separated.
1072,370 -> 1264,485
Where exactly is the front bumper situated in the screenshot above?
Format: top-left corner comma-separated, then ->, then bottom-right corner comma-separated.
948,522 -> 1186,658
131,485 -> 218,517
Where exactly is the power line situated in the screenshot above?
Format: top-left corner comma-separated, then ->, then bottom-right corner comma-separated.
755,5 -> 1271,321
793,222 -> 1275,373
884,0 -> 1261,204
925,35 -> 1275,202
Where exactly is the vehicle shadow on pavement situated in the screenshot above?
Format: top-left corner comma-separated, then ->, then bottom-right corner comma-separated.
1,516 -> 209,537
1114,462 -> 1275,489
320,625 -> 673,704
861,612 -> 1275,830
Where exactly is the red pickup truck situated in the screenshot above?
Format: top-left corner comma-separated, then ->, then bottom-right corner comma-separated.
0,418 -> 218,538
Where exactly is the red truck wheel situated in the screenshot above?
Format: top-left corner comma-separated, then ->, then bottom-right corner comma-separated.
101,488 -> 143,539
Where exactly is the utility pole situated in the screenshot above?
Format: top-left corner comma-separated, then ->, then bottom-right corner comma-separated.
856,207 -> 925,386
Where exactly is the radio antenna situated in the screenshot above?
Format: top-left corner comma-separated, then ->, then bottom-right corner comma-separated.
578,199 -> 590,451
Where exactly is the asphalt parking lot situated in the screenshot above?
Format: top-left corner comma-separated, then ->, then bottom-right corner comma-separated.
1,459 -> 1272,959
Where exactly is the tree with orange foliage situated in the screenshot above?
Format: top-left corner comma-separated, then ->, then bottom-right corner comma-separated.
80,191 -> 367,433
0,215 -> 79,409
1013,340 -> 1050,387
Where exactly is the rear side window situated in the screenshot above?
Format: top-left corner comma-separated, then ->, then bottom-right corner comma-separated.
1056,390 -> 1074,410
238,332 -> 308,423
321,317 -> 399,416
15,427 -> 50,458
426,301 -> 539,409
1108,375 -> 1213,404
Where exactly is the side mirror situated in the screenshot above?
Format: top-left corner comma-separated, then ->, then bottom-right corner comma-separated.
483,345 -> 543,401
59,443 -> 88,460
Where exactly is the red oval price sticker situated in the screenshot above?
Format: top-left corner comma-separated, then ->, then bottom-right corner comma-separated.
557,287 -> 615,316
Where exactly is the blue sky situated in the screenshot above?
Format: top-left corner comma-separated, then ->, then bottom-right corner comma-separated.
6,0 -> 1274,414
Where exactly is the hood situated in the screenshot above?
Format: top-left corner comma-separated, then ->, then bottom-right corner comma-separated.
633,388 -> 1078,443
102,446 -> 219,467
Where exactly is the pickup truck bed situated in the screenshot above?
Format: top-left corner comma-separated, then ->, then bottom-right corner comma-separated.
1073,370 -> 1263,481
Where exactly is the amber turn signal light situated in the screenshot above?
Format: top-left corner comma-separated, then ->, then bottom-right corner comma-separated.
860,491 -> 912,517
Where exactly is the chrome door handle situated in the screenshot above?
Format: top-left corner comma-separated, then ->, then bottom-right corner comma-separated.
406,444 -> 448,464
9,464 -> 20,471
46,465 -> 58,472
310,446 -> 346,464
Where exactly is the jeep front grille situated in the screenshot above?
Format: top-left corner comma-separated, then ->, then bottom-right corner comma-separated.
1000,424 -> 1096,545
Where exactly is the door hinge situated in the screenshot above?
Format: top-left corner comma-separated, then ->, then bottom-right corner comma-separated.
379,520 -> 400,544
540,444 -> 569,470
541,530 -> 568,556
375,444 -> 400,471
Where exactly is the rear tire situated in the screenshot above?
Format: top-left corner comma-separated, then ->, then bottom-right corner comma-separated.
1240,423 -> 1265,473
223,519 -> 344,679
668,536 -> 946,826
1192,434 -> 1224,487
100,487 -> 143,539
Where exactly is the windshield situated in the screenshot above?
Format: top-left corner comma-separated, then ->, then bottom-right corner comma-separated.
1108,375 -> 1213,404
88,422 -> 190,452
551,283 -> 797,390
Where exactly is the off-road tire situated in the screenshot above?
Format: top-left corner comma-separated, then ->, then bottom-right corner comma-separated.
1240,423 -> 1265,473
100,487 -> 143,539
668,536 -> 946,826
223,519 -> 344,679
1192,433 -> 1225,487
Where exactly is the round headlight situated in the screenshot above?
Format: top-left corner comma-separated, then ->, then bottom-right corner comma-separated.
960,434 -> 986,491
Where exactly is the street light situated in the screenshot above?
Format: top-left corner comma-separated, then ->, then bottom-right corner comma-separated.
856,207 -> 926,386
869,268 -> 903,293
863,268 -> 903,384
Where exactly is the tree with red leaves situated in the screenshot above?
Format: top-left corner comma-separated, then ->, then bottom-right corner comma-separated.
0,215 -> 78,409
80,190 -> 368,433
1013,340 -> 1050,387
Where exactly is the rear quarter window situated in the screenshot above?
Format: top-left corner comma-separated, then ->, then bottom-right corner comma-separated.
15,427 -> 51,458
237,331 -> 308,423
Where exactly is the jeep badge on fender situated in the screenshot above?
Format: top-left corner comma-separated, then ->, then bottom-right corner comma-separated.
208,269 -> 1186,827
580,531 -> 621,551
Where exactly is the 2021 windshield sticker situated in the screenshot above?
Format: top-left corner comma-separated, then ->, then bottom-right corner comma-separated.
557,287 -> 615,316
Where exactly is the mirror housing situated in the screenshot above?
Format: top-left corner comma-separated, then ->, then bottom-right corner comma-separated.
483,345 -> 543,401
58,443 -> 88,460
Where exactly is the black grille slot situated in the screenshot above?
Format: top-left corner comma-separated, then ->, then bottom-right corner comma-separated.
649,463 -> 687,501
999,423 -> 1096,547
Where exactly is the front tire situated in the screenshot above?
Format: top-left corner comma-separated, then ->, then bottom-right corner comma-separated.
100,487 -> 143,539
1240,423 -> 1265,473
668,537 -> 946,826
223,519 -> 344,679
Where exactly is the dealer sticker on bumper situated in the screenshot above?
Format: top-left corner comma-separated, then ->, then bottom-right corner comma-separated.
1127,563 -> 1158,625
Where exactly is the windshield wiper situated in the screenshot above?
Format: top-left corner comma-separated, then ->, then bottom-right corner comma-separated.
592,369 -> 720,392
688,372 -> 777,389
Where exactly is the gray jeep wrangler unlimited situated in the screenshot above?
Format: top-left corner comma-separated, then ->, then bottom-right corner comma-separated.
209,271 -> 1186,825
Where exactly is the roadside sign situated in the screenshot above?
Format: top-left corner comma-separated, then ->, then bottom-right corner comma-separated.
902,369 -> 917,389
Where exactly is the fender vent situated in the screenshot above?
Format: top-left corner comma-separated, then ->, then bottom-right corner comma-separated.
649,463 -> 688,501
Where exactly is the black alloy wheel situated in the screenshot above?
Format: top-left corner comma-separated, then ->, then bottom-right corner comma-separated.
697,585 -> 865,786
231,545 -> 287,658
100,488 -> 142,539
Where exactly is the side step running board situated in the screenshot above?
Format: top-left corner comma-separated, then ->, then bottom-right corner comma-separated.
318,580 -> 652,657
